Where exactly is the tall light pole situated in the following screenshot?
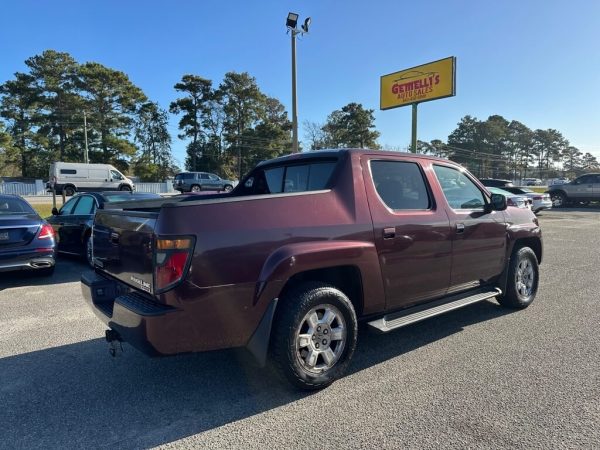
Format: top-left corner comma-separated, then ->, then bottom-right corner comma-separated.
287,12 -> 311,153
83,111 -> 89,164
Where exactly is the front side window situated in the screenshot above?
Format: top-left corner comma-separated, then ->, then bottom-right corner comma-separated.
110,170 -> 123,181
59,197 -> 79,215
433,165 -> 486,210
208,174 -> 219,180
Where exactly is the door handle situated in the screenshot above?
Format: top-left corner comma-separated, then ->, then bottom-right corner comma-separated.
456,223 -> 465,233
383,227 -> 396,240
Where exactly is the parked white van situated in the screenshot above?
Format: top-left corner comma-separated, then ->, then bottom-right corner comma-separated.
47,162 -> 135,196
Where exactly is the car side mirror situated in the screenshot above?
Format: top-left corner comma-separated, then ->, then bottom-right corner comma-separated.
51,207 -> 59,215
488,193 -> 507,211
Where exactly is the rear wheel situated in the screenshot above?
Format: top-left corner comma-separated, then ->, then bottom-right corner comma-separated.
498,247 -> 539,309
271,282 -> 357,390
191,185 -> 201,193
64,186 -> 75,196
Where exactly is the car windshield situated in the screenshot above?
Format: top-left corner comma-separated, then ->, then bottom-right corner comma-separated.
103,193 -> 161,202
0,197 -> 36,215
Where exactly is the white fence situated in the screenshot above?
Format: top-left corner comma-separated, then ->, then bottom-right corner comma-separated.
0,180 -> 177,196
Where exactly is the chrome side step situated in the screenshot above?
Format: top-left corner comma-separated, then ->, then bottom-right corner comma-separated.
368,288 -> 502,333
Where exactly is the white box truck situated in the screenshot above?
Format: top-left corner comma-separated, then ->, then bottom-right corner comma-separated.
47,162 -> 135,196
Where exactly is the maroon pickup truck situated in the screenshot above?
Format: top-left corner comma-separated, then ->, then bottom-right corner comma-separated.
82,149 -> 542,389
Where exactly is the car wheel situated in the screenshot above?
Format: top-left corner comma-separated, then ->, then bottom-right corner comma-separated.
223,184 -> 233,193
550,192 -> 566,207
497,246 -> 539,309
64,186 -> 75,196
119,185 -> 132,192
85,236 -> 94,267
271,282 -> 358,390
191,185 -> 201,193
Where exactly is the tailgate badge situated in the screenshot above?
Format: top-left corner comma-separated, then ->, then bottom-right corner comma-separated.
130,275 -> 151,292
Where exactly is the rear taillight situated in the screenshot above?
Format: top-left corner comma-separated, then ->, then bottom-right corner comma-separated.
38,224 -> 55,239
154,237 -> 194,292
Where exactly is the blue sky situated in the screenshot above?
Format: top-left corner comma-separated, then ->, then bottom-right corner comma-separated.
1,0 -> 599,166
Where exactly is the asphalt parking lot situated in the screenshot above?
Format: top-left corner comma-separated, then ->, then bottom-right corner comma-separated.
1,209 -> 599,449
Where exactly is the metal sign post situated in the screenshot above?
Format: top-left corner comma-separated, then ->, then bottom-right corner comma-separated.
411,103 -> 418,153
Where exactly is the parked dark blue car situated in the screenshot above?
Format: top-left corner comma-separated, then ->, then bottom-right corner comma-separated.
46,191 -> 161,266
0,194 -> 56,275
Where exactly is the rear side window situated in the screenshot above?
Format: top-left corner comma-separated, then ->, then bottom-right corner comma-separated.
371,161 -> 431,210
60,169 -> 77,175
176,173 -> 195,180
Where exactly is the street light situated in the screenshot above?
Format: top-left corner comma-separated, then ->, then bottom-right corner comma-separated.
286,12 -> 311,153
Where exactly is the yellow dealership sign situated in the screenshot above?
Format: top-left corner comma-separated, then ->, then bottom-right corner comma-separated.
380,57 -> 456,110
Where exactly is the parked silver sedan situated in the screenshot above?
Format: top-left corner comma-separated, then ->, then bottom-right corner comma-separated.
502,187 -> 552,213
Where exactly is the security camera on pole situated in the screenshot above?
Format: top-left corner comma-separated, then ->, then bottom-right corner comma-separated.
286,12 -> 311,153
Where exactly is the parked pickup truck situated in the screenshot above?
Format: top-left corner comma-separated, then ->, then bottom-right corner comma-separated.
81,149 -> 542,389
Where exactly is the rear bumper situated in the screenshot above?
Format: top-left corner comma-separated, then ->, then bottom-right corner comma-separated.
81,271 -> 180,356
0,249 -> 55,272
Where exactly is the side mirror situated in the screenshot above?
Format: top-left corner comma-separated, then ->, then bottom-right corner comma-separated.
489,193 -> 507,211
51,207 -> 59,215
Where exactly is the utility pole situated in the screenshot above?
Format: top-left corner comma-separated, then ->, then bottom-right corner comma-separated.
291,30 -> 298,153
286,13 -> 311,154
83,111 -> 89,164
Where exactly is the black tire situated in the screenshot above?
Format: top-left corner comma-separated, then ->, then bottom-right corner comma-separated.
223,184 -> 233,193
64,186 -> 76,197
497,246 -> 539,309
271,282 -> 358,390
191,184 -> 201,193
119,185 -> 132,192
550,191 -> 567,208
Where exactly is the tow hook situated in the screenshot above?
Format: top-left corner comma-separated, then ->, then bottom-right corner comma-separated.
105,329 -> 123,357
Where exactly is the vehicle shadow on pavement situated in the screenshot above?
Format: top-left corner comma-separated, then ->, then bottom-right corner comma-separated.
0,257 -> 90,291
0,299 -> 513,448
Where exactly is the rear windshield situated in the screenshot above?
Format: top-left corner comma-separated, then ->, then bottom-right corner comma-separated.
0,197 -> 36,215
238,160 -> 337,195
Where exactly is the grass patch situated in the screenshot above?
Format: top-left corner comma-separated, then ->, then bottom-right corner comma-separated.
32,203 -> 57,219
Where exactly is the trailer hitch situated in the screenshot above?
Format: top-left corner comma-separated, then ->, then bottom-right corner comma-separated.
105,329 -> 124,357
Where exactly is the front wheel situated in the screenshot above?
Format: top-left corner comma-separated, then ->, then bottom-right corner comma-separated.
271,282 -> 358,390
497,247 -> 539,309
551,192 -> 566,207
119,185 -> 132,192
223,184 -> 233,193
64,186 -> 75,196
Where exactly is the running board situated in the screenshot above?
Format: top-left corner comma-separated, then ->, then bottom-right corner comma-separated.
368,288 -> 502,333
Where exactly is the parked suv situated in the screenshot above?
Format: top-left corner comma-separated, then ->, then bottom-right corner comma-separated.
173,172 -> 235,193
547,173 -> 600,207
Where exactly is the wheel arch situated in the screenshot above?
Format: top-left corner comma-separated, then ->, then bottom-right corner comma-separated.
246,241 -> 385,366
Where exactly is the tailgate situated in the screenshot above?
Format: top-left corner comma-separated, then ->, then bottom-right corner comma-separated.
93,210 -> 158,294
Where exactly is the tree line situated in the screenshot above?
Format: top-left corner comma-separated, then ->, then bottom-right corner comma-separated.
417,115 -> 599,180
1,50 -> 597,182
